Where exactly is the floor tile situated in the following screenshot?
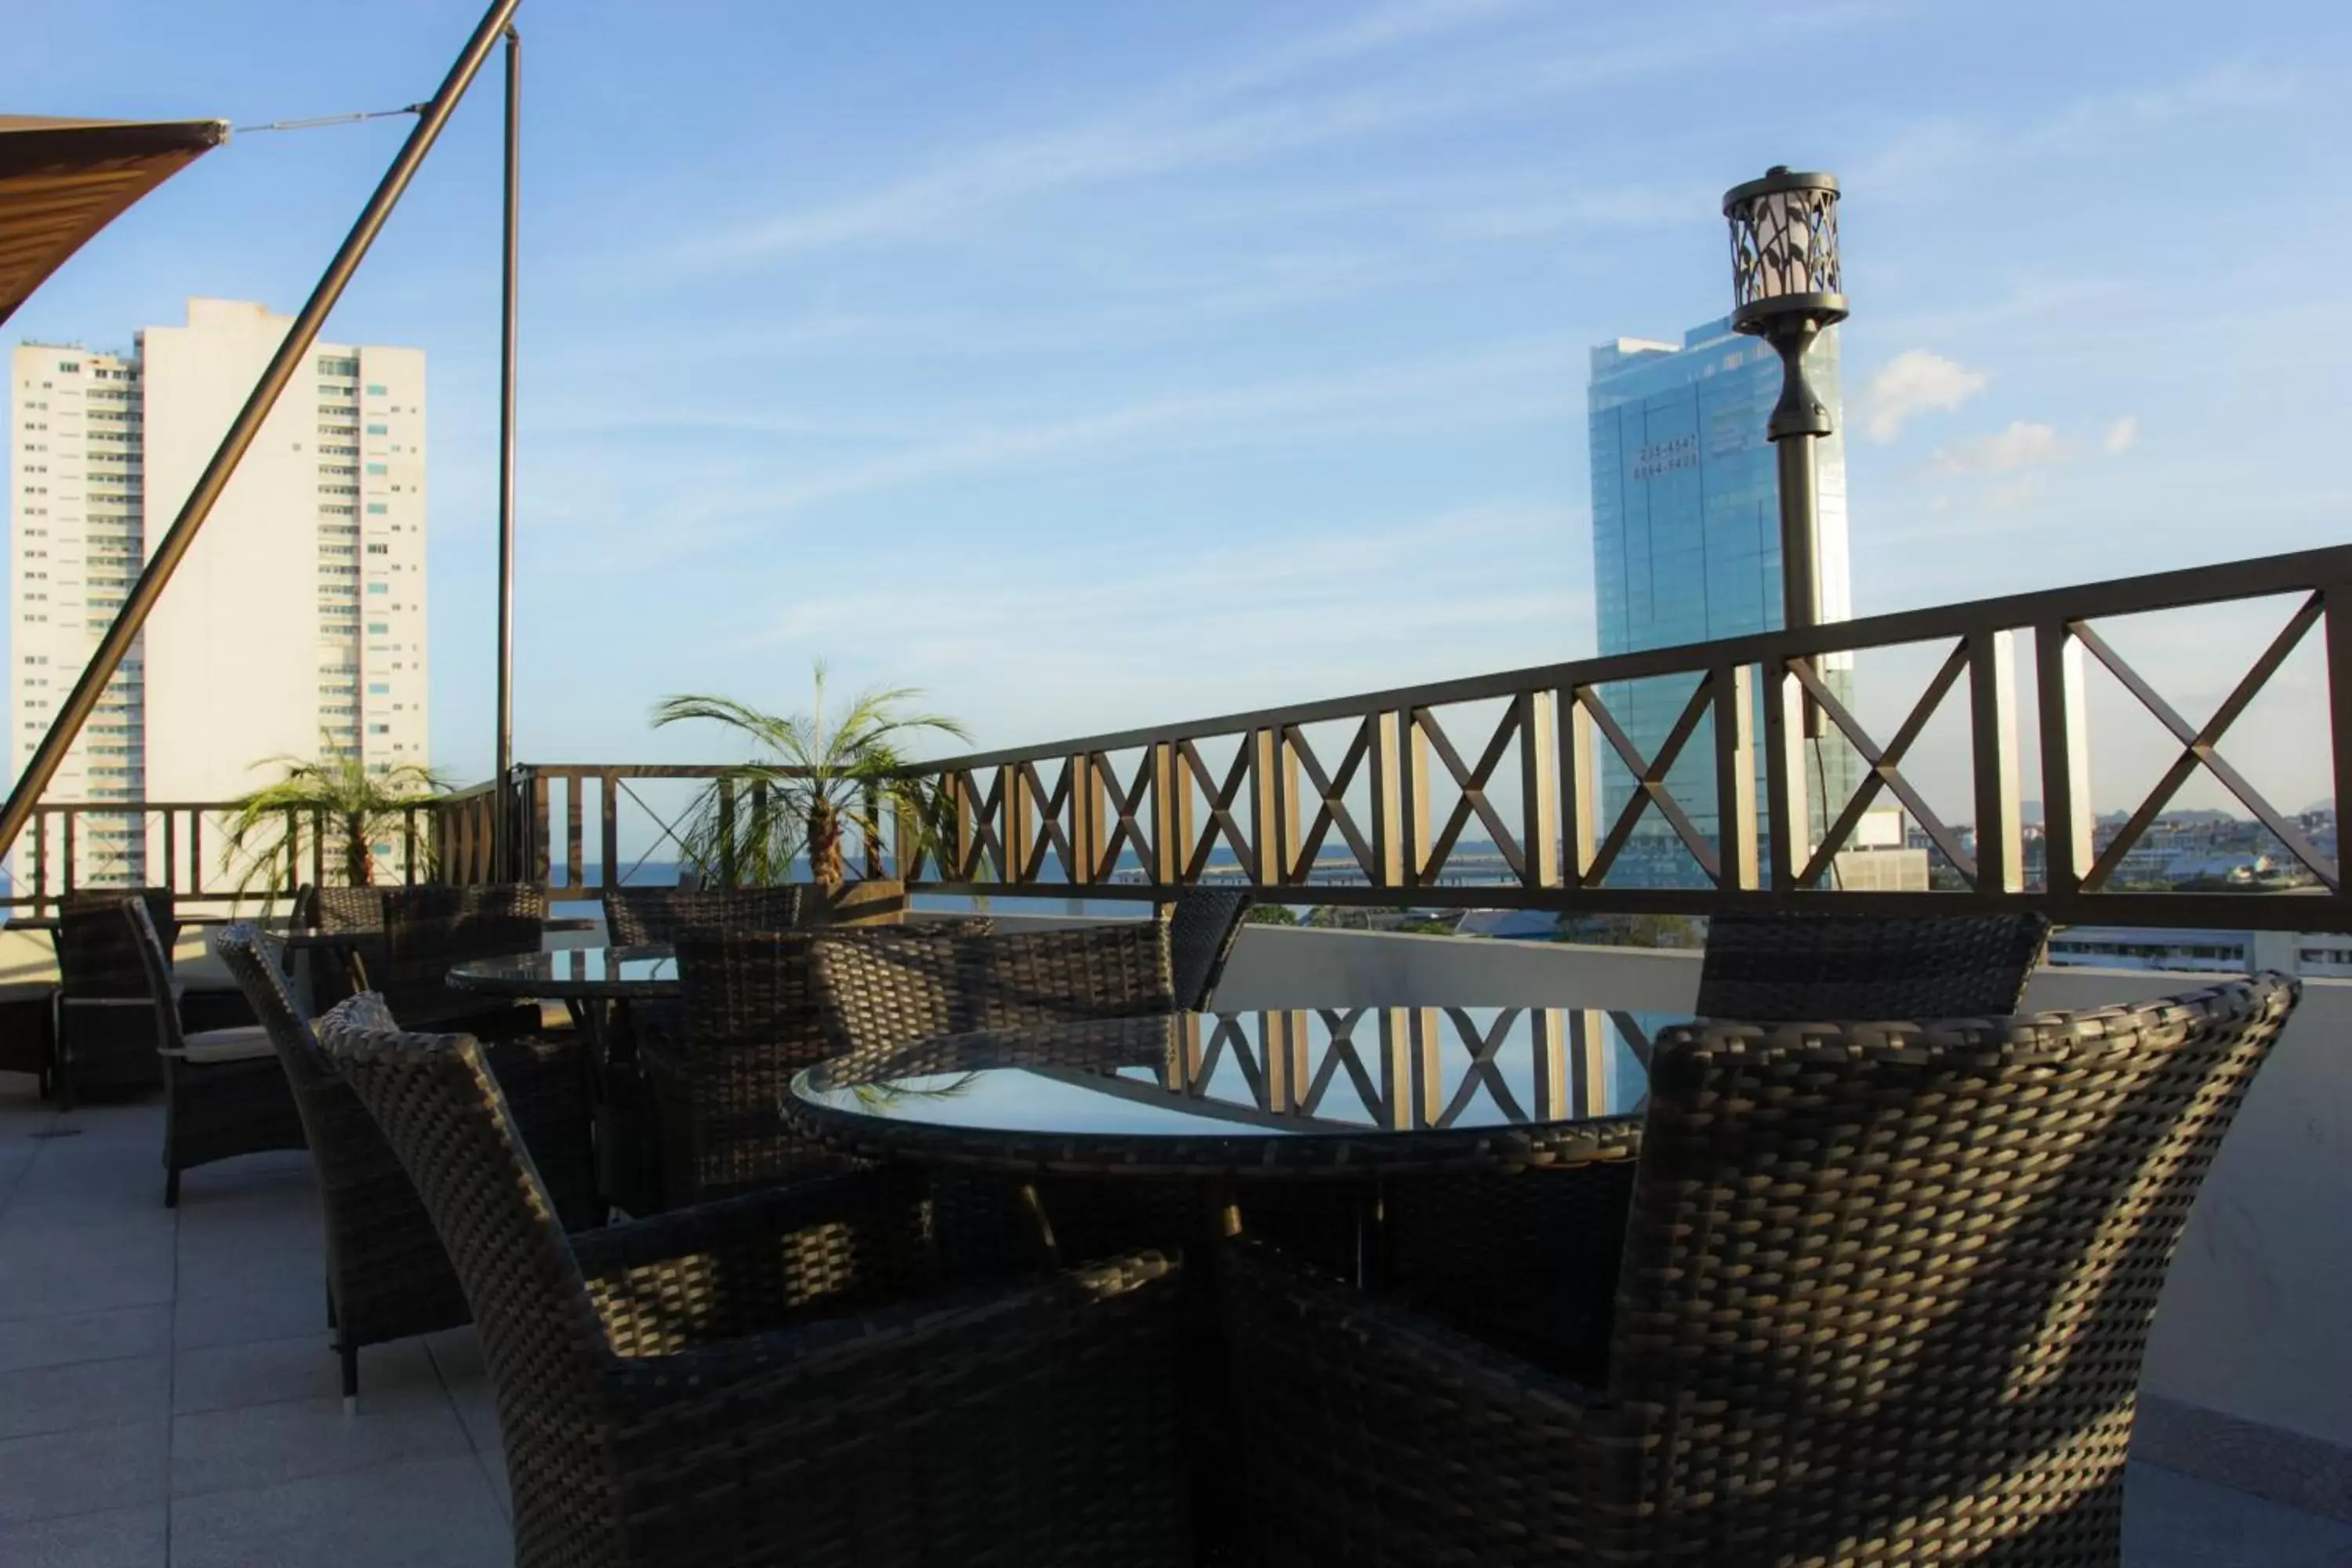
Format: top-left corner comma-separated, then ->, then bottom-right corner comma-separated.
0,1419 -> 168,1524
0,1353 -> 171,1442
2125,1462 -> 2352,1566
0,1233 -> 176,1325
0,1501 -> 166,1568
171,1285 -> 323,1353
173,1334 -> 435,1416
167,1456 -> 509,1568
169,1389 -> 471,1498
0,1304 -> 170,1375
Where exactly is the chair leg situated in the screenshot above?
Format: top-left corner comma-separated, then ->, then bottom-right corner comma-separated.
340,1340 -> 359,1414
325,1280 -> 338,1330
163,1168 -> 180,1208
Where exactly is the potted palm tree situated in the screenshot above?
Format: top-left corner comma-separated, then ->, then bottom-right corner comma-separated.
221,749 -> 445,902
652,662 -> 967,914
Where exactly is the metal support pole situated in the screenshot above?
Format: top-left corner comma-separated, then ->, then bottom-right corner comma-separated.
0,0 -> 528,866
492,24 -> 521,880
1765,318 -> 1831,738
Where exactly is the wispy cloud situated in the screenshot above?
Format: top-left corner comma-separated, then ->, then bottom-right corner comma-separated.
2101,416 -> 2140,456
1858,350 -> 1988,443
1858,62 -> 2301,189
679,4 -> 1878,266
1928,420 -> 2071,474
736,339 -> 1573,520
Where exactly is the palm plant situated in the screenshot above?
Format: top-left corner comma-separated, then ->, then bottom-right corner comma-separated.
222,750 -> 445,899
652,662 -> 969,891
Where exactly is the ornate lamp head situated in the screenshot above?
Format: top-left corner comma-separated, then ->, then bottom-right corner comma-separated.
1723,166 -> 1846,336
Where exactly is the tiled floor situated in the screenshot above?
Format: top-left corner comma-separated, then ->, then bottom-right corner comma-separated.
2,1078 -> 2350,1567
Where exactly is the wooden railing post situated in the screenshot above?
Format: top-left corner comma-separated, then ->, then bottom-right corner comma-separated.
2036,622 -> 2092,896
1519,691 -> 1561,891
1559,692 -> 1596,889
1712,663 -> 1759,891
1969,629 -> 2023,895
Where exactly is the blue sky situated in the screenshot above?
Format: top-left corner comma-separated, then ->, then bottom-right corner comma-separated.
7,0 -> 2350,817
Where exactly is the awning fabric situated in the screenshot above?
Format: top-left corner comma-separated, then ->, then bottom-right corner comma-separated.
0,114 -> 228,325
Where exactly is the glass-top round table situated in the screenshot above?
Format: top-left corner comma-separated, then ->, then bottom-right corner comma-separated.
786,1006 -> 1657,1178
445,944 -> 678,1000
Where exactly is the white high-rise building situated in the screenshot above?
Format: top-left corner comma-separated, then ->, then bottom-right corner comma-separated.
9,299 -> 429,890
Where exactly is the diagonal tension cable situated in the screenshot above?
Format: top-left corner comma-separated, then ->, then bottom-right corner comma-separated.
234,104 -> 426,135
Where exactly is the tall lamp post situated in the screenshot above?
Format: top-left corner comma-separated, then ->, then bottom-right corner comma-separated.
1724,165 -> 1845,736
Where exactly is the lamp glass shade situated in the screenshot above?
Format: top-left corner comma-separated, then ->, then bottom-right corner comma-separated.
1726,169 -> 1843,322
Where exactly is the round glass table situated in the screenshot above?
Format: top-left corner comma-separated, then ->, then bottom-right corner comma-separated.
786,1006 -> 1655,1178
445,944 -> 679,1000
445,945 -> 679,1217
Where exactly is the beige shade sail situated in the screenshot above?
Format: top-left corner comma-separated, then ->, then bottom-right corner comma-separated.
0,114 -> 228,326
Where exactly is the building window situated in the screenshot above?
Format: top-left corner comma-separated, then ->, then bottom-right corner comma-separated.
365,383 -> 387,396
365,423 -> 388,436
368,583 -> 389,594
366,503 -> 387,514
367,622 -> 389,634
365,463 -> 387,475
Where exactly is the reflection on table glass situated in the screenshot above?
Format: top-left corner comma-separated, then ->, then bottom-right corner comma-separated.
797,1007 -> 1664,1141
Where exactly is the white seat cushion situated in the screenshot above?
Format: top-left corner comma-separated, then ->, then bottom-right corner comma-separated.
180,1025 -> 275,1066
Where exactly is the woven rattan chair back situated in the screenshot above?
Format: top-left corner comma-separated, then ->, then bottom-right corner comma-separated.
1607,975 -> 2298,1562
121,898 -> 187,1058
215,925 -> 470,1374
371,883 -> 546,1023
812,921 -> 1175,1069
661,919 -> 991,1200
604,884 -> 803,947
1161,886 -> 1253,1010
315,994 -> 619,1544
212,925 -> 329,1091
56,887 -> 176,999
1694,909 -> 2052,1022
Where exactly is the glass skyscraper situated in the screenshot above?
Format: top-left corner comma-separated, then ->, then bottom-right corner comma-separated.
1585,315 -> 1856,884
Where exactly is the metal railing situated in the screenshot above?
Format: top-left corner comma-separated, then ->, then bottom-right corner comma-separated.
885,543 -> 2350,931
1,798 -> 441,919
9,545 -> 2345,934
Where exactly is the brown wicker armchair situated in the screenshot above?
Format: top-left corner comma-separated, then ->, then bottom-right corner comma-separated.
650,919 -> 993,1207
314,992 -> 1191,1568
1696,909 -> 2053,1021
1221,976 -> 2300,1566
603,884 -> 803,946
50,892 -> 175,1105
301,882 -> 546,1038
213,924 -> 601,1400
1160,885 -> 1254,1010
811,921 -> 1175,1067
122,900 -> 307,1206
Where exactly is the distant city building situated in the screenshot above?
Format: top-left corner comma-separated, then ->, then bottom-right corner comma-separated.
2047,926 -> 2350,979
9,299 -> 428,888
1586,316 -> 1858,884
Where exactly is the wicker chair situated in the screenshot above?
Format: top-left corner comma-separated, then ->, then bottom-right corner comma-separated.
121,900 -> 307,1206
603,884 -> 804,947
1160,885 -> 1254,1010
317,883 -> 547,1038
1696,909 -> 2053,1022
812,922 -> 1175,1066
812,922 -> 1181,1264
1221,975 -> 2300,1566
50,892 -> 175,1105
212,924 -> 601,1399
314,992 -> 1191,1568
650,919 -> 993,1207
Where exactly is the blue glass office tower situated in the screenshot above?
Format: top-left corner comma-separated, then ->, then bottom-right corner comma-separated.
1586,316 -> 1856,884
